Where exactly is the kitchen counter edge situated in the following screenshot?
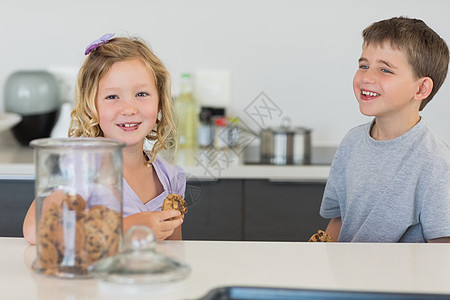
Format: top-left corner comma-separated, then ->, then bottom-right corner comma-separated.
0,163 -> 330,182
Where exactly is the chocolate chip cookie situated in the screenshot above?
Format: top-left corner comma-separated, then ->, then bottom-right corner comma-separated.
162,194 -> 188,220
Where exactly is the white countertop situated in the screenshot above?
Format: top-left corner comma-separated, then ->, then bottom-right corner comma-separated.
3,237 -> 450,299
0,131 -> 331,181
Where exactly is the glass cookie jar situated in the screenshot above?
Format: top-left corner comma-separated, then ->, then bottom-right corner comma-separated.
30,138 -> 125,278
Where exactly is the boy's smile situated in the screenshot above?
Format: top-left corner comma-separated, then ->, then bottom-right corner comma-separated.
361,89 -> 380,99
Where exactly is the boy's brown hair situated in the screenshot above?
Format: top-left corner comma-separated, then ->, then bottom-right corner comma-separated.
362,17 -> 449,110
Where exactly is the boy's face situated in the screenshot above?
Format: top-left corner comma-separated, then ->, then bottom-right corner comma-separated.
353,43 -> 422,121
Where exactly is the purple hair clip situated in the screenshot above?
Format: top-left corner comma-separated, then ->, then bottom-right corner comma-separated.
84,33 -> 115,55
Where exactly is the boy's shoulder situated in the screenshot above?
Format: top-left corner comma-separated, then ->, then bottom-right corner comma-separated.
347,122 -> 371,136
339,121 -> 372,146
420,124 -> 450,163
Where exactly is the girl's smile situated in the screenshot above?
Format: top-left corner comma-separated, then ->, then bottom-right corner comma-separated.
116,122 -> 142,131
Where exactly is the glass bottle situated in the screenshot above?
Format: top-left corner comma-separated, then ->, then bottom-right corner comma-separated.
174,73 -> 197,149
197,107 -> 213,148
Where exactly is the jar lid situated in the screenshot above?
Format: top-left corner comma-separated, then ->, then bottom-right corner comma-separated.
88,225 -> 191,284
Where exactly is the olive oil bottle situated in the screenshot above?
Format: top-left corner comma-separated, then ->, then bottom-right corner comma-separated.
174,73 -> 198,148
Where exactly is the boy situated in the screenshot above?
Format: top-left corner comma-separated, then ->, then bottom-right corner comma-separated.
320,17 -> 450,242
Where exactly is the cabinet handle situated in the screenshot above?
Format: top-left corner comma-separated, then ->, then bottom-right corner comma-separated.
267,178 -> 326,183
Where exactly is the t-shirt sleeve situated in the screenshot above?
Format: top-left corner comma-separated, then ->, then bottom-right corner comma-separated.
421,164 -> 450,240
320,140 -> 348,219
320,165 -> 343,219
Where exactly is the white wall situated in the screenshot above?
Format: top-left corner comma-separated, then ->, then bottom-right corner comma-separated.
1,0 -> 450,145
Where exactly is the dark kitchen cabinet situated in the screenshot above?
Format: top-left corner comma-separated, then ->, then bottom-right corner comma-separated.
0,178 -> 246,240
0,178 -> 328,241
183,179 -> 243,241
243,179 -> 329,242
183,179 -> 328,242
0,179 -> 34,237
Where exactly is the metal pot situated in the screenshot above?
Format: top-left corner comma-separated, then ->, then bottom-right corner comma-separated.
260,122 -> 311,165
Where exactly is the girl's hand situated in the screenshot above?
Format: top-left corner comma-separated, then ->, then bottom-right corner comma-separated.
123,210 -> 183,242
23,189 -> 67,245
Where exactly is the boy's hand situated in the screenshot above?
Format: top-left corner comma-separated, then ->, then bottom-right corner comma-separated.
428,237 -> 450,243
325,217 -> 342,242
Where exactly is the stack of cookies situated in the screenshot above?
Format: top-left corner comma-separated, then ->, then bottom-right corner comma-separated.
37,192 -> 121,276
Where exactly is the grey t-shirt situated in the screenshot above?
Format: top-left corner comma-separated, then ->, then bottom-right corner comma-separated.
320,119 -> 450,242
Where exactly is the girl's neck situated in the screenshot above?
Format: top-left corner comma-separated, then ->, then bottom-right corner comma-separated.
122,144 -> 147,171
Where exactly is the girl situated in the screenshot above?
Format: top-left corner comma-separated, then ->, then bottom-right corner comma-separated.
23,34 -> 185,243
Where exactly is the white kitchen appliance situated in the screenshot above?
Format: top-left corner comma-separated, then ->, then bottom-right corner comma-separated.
4,70 -> 60,145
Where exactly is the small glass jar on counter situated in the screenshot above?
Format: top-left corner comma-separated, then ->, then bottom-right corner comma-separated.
31,138 -> 125,278
214,117 -> 229,149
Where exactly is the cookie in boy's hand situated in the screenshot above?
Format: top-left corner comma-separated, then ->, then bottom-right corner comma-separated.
162,194 -> 188,220
308,230 -> 333,242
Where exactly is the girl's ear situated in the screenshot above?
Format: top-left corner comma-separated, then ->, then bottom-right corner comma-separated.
415,77 -> 433,101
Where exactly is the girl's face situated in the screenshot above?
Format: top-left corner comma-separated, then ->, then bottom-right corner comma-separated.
96,58 -> 159,147
353,43 -> 422,122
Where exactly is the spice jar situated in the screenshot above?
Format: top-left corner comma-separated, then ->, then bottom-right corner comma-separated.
214,117 -> 228,149
30,137 -> 125,278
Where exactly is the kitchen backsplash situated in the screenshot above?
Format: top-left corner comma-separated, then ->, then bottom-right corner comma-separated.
1,0 -> 450,145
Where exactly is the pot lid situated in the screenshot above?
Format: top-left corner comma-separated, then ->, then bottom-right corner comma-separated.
262,117 -> 311,134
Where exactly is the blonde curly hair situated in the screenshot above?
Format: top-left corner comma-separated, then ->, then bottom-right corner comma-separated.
69,36 -> 176,163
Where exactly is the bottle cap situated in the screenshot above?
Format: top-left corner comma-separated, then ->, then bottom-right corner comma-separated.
211,107 -> 226,117
199,107 -> 213,123
215,117 -> 228,127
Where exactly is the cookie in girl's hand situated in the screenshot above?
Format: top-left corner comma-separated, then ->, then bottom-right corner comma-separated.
162,194 -> 188,220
